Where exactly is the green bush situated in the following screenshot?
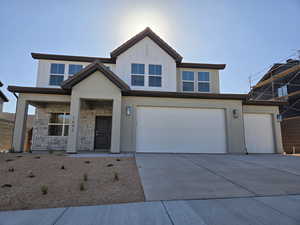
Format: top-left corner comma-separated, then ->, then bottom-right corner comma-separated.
83,173 -> 88,182
80,182 -> 85,191
114,172 -> 119,181
41,185 -> 48,195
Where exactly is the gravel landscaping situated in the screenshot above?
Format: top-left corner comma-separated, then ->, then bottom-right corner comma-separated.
0,153 -> 145,211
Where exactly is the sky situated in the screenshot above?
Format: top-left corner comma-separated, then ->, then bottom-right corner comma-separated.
0,0 -> 299,113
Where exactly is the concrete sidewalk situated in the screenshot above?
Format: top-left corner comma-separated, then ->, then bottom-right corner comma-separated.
1,195 -> 300,225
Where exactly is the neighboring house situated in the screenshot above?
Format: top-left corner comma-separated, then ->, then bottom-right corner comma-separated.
8,27 -> 284,154
0,81 -> 8,112
0,112 -> 34,152
249,59 -> 300,153
0,81 -> 34,151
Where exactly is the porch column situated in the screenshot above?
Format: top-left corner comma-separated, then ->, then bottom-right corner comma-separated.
12,96 -> 28,152
67,97 -> 81,153
110,98 -> 121,153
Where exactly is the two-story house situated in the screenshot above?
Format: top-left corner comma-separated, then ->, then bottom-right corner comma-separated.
8,27 -> 284,154
249,59 -> 300,153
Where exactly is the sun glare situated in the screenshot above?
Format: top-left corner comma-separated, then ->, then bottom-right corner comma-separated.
119,10 -> 170,43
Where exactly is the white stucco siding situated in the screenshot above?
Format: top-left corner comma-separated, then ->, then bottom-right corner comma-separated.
115,37 -> 177,91
36,59 -> 116,88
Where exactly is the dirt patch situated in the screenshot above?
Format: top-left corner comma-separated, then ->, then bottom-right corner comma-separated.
0,153 -> 145,211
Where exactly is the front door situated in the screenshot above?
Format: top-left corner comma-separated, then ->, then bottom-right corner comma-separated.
94,116 -> 112,150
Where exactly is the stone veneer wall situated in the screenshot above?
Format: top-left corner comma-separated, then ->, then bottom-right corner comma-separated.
78,101 -> 112,151
31,103 -> 70,151
31,101 -> 112,151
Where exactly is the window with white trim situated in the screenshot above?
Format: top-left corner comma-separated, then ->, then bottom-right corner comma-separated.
48,113 -> 70,136
68,64 -> 83,76
131,63 -> 145,86
278,85 -> 288,97
198,72 -> 210,92
49,63 -> 65,86
182,71 -> 194,92
149,64 -> 162,87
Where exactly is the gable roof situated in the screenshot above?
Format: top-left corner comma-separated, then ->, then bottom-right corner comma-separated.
61,61 -> 130,90
110,27 -> 183,63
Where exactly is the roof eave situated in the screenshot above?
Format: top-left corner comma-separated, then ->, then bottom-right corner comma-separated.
177,63 -> 226,70
7,86 -> 71,95
31,53 -> 115,64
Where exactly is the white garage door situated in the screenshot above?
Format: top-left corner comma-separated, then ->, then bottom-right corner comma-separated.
136,107 -> 227,153
243,113 -> 274,153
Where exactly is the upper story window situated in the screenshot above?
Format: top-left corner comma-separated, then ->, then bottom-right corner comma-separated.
48,112 -> 70,136
182,71 -> 194,92
131,63 -> 145,86
278,85 -> 288,97
49,63 -> 65,86
68,64 -> 83,76
149,64 -> 162,87
198,72 -> 210,92
182,71 -> 210,92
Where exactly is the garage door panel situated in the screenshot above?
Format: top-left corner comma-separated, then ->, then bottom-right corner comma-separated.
244,113 -> 274,153
136,107 -> 227,153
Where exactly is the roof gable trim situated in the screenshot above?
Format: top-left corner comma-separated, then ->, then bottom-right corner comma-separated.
110,27 -> 183,63
61,61 -> 130,91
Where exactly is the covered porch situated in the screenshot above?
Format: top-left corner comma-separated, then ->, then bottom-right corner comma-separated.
11,92 -> 121,153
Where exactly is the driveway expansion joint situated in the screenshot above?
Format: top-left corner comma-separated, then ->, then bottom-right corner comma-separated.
181,155 -> 258,196
52,207 -> 69,225
161,201 -> 175,225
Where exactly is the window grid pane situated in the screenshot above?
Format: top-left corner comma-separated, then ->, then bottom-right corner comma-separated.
131,64 -> 145,74
149,65 -> 162,75
131,75 -> 144,86
48,125 -> 63,136
49,75 -> 64,86
183,82 -> 194,91
50,64 -> 65,74
198,82 -> 210,92
149,76 -> 162,87
68,64 -> 83,75
182,71 -> 194,81
198,72 -> 210,81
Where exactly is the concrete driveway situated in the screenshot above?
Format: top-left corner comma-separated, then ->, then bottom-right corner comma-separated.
136,154 -> 300,201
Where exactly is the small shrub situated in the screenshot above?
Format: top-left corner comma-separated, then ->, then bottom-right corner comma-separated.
28,171 -> 35,178
1,184 -> 12,188
80,182 -> 85,191
83,173 -> 88,182
107,163 -> 114,167
113,172 -> 119,181
84,160 -> 90,164
48,149 -> 54,154
41,185 -> 48,195
8,167 -> 14,172
60,165 -> 65,170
